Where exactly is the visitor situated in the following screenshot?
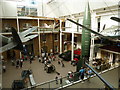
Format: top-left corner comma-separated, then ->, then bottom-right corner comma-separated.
58,59 -> 61,64
20,59 -> 23,68
60,76 -> 63,85
68,71 -> 74,81
87,68 -> 93,81
38,55 -> 41,62
16,59 -> 20,68
55,73 -> 60,84
2,65 -> 6,72
30,58 -> 32,64
61,60 -> 65,67
79,67 -> 85,81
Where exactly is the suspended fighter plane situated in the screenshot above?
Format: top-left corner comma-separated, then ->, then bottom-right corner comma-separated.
59,3 -> 120,61
0,26 -> 38,53
92,17 -> 120,46
67,18 -> 120,42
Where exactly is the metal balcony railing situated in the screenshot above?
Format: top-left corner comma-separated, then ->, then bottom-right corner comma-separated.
21,60 -> 119,90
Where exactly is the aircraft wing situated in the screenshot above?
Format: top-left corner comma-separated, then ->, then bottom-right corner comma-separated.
110,17 -> 120,23
19,26 -> 38,39
67,18 -> 120,42
21,34 -> 38,43
0,42 -> 17,53
0,34 -> 11,44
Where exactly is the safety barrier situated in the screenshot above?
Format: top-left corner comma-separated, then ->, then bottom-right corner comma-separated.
21,61 -> 119,90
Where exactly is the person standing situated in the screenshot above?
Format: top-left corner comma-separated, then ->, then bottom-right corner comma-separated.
60,76 -> 63,85
61,60 -> 65,67
30,58 -> 32,64
16,59 -> 20,68
58,59 -> 61,64
55,72 -> 60,84
2,65 -> 6,72
55,75 -> 58,84
38,55 -> 41,62
79,67 -> 85,81
20,59 -> 23,68
87,68 -> 93,81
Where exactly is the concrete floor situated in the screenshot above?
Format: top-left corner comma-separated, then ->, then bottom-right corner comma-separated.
2,55 -> 76,88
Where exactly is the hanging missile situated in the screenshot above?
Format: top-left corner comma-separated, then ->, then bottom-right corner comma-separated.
81,2 -> 91,59
77,2 -> 91,71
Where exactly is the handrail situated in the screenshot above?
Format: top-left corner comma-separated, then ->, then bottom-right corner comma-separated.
21,61 -> 119,90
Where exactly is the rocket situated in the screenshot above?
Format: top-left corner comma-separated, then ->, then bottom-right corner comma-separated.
67,2 -> 92,71
81,2 -> 91,59
78,2 -> 91,71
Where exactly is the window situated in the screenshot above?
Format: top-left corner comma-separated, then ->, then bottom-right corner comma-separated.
17,0 -> 38,16
64,34 -> 67,40
3,23 -> 11,32
54,46 -> 58,52
54,34 -> 58,41
42,34 -> 46,42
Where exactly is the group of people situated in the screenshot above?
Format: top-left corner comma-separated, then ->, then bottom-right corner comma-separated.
15,59 -> 23,68
38,53 -> 55,65
38,53 -> 65,68
79,67 -> 93,82
66,67 -> 93,83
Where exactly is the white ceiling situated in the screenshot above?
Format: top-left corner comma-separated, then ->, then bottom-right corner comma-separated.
42,0 -> 119,17
2,0 -> 120,17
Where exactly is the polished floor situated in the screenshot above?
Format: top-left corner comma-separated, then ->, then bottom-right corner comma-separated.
2,55 -> 120,89
2,55 -> 76,88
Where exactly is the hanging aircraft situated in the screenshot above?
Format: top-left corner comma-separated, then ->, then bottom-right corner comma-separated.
59,3 -> 120,61
67,18 -> 120,42
59,17 -> 120,61
0,26 -> 38,53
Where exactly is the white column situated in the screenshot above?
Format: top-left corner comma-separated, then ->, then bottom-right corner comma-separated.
89,11 -> 97,65
71,32 -> 74,61
19,49 -> 21,59
38,18 -> 41,56
16,17 -> 21,58
16,17 -> 19,33
109,53 -> 113,64
60,20 -> 62,54
89,34 -> 94,66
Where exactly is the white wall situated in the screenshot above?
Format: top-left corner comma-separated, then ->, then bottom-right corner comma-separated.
65,19 -> 77,32
2,1 -> 17,17
1,0 -> 119,18
0,1 -> 2,17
